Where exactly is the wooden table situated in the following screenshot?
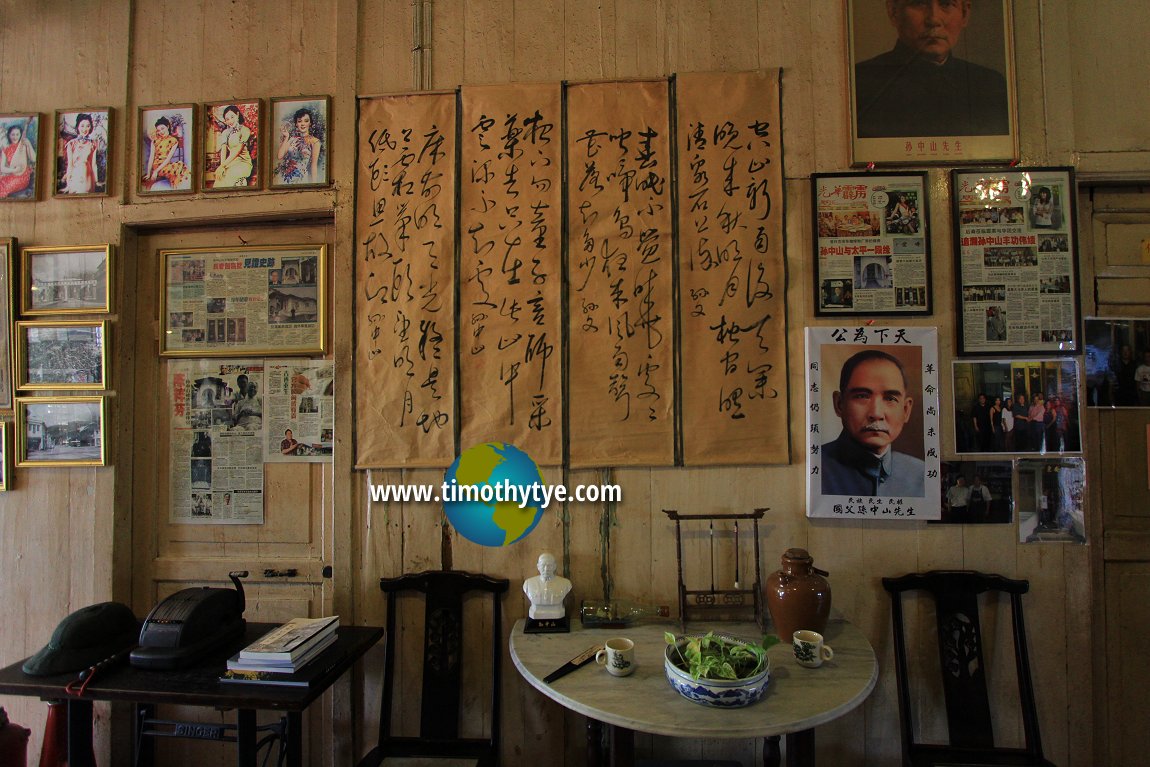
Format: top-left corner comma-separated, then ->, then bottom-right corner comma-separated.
510,618 -> 877,767
0,623 -> 383,767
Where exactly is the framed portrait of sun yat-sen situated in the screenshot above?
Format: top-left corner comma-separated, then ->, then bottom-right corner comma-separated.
16,396 -> 107,467
848,0 -> 1018,165
159,244 -> 327,357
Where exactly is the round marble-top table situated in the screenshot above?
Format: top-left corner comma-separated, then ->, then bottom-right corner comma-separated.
510,617 -> 878,767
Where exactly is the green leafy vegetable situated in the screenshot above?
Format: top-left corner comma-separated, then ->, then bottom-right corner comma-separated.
664,631 -> 780,681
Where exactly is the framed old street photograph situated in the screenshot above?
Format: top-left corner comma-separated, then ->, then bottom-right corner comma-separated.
848,0 -> 1017,165
952,167 -> 1079,355
16,320 -> 108,391
21,244 -> 112,315
159,244 -> 327,357
813,171 -> 931,316
16,396 -> 106,467
0,422 -> 10,490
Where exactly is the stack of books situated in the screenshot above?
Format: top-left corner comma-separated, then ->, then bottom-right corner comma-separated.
220,616 -> 340,686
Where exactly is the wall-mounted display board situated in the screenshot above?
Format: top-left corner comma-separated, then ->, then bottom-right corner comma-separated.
354,73 -> 789,469
457,83 -> 564,465
812,171 -> 931,316
677,71 -> 788,465
951,167 -> 1079,356
159,245 -> 327,358
355,93 -> 458,468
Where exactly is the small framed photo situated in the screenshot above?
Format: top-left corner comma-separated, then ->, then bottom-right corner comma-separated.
812,171 -> 932,316
270,96 -> 330,188
203,99 -> 262,191
21,245 -> 113,315
953,358 -> 1081,455
138,104 -> 195,195
0,238 -> 16,410
1016,457 -> 1086,543
52,108 -> 112,196
16,320 -> 108,391
16,396 -> 107,467
952,167 -> 1080,355
848,0 -> 1017,165
934,460 -> 1014,525
0,422 -> 11,491
0,113 -> 40,201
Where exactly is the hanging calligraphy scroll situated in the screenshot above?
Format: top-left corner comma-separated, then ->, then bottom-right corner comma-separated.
566,80 -> 675,467
677,70 -> 789,465
458,84 -> 563,464
355,94 -> 457,468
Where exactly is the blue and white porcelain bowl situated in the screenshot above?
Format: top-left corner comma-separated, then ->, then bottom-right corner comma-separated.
663,637 -> 771,708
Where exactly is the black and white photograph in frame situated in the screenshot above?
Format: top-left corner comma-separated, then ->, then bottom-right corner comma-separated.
21,244 -> 112,316
15,396 -> 106,467
16,320 -> 107,391
806,326 -> 941,520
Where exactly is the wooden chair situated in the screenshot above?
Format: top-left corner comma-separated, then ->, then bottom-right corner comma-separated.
881,571 -> 1056,767
357,570 -> 509,767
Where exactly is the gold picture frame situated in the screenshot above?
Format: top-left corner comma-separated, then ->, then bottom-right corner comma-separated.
159,244 -> 327,357
0,237 -> 16,411
16,319 -> 108,391
202,99 -> 263,192
21,244 -> 113,316
16,395 -> 107,467
0,422 -> 11,490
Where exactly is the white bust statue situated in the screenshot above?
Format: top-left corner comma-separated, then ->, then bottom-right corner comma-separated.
523,552 -> 572,620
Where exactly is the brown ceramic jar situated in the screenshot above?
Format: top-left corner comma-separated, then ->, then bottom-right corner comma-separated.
765,548 -> 831,642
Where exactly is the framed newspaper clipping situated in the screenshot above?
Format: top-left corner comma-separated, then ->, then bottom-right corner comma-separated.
951,167 -> 1079,356
159,244 -> 327,357
813,171 -> 932,316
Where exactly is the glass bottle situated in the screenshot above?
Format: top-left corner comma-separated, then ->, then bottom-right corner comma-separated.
579,599 -> 670,628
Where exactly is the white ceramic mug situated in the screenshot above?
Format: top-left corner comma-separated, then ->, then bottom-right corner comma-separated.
792,630 -> 834,668
595,637 -> 635,677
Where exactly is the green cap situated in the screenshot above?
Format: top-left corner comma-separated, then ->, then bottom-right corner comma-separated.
22,602 -> 139,676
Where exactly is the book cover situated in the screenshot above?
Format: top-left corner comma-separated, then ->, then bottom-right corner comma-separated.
239,615 -> 339,661
219,668 -> 314,687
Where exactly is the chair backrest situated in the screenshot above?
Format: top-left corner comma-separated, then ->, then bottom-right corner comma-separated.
882,570 -> 1044,758
378,570 -> 509,749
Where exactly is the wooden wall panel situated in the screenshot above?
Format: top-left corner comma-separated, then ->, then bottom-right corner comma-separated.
0,1 -> 1118,765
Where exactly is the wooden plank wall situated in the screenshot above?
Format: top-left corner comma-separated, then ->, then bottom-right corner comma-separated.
5,0 -> 1146,764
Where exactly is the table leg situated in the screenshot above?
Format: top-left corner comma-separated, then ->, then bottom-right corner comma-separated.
134,704 -> 156,767
285,711 -> 303,767
236,709 -> 257,767
607,723 -> 634,767
785,729 -> 815,767
65,699 -> 96,767
763,735 -> 781,767
587,718 -> 605,767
